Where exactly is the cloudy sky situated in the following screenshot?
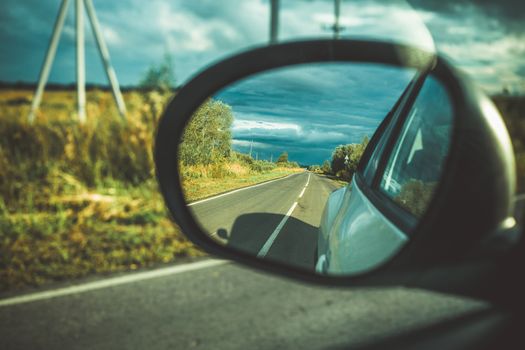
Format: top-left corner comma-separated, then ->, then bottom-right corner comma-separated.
1,0 -> 523,165
215,63 -> 416,164
1,0 -> 523,93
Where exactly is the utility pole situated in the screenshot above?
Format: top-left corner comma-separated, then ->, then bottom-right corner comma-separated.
28,0 -> 126,124
322,0 -> 345,39
84,0 -> 126,117
333,0 -> 342,39
76,0 -> 86,123
269,0 -> 280,44
28,0 -> 70,124
249,140 -> 253,158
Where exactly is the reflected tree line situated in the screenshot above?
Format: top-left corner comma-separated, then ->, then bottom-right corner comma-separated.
309,136 -> 369,182
178,99 -> 301,180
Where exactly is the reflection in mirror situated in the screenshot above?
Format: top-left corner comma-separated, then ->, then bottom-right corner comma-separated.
178,63 -> 453,276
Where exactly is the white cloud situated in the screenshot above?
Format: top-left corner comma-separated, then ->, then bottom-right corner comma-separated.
232,139 -> 272,149
233,119 -> 301,133
232,118 -> 355,145
301,130 -> 348,143
102,26 -> 121,46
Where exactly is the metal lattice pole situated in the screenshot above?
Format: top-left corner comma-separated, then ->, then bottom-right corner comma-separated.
28,0 -> 126,123
76,0 -> 86,123
84,0 -> 127,118
28,0 -> 70,123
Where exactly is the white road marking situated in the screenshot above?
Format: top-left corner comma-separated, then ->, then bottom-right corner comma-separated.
0,259 -> 228,308
256,172 -> 312,257
298,173 -> 311,198
298,187 -> 306,198
257,201 -> 298,258
188,173 -> 300,206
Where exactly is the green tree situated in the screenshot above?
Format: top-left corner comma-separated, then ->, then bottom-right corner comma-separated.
321,160 -> 331,174
179,99 -> 234,166
330,136 -> 369,181
276,152 -> 288,164
140,52 -> 176,92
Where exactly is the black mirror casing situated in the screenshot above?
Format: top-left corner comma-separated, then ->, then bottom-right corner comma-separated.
154,40 -> 517,301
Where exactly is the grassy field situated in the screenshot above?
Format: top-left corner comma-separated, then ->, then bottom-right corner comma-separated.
0,89 -> 300,291
181,164 -> 304,202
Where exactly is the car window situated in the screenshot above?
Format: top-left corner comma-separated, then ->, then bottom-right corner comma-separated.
379,76 -> 453,217
361,75 -> 419,185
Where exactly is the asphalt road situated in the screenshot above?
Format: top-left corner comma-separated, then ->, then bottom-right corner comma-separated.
1,173 -> 507,349
189,171 -> 341,270
0,259 -> 487,350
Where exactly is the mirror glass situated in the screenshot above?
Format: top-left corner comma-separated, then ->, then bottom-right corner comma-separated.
178,62 -> 453,276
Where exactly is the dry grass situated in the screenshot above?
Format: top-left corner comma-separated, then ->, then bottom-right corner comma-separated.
181,164 -> 303,202
0,89 -> 303,291
0,89 -> 205,291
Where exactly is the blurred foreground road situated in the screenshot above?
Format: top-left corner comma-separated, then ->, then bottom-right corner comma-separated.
0,259 -> 487,350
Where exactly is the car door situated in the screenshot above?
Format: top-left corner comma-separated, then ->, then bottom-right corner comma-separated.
321,72 -> 454,275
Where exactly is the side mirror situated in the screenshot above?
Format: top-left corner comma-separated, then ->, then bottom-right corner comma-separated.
155,40 -> 517,288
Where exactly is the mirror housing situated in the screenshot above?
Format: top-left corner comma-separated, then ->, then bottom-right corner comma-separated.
155,40 -> 517,293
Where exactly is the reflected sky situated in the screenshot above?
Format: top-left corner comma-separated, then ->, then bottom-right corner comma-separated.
214,62 -> 416,165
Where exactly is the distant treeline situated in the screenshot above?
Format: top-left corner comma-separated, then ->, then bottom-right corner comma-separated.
0,81 -> 180,93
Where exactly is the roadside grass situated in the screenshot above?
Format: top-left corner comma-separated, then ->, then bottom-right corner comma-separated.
181,165 -> 304,202
0,89 -> 302,291
0,184 -> 199,290
315,173 -> 349,187
0,89 -> 189,291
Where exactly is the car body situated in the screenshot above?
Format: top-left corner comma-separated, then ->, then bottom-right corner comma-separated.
316,71 -> 455,275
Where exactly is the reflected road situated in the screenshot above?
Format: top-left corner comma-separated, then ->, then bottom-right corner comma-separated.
189,172 -> 343,270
